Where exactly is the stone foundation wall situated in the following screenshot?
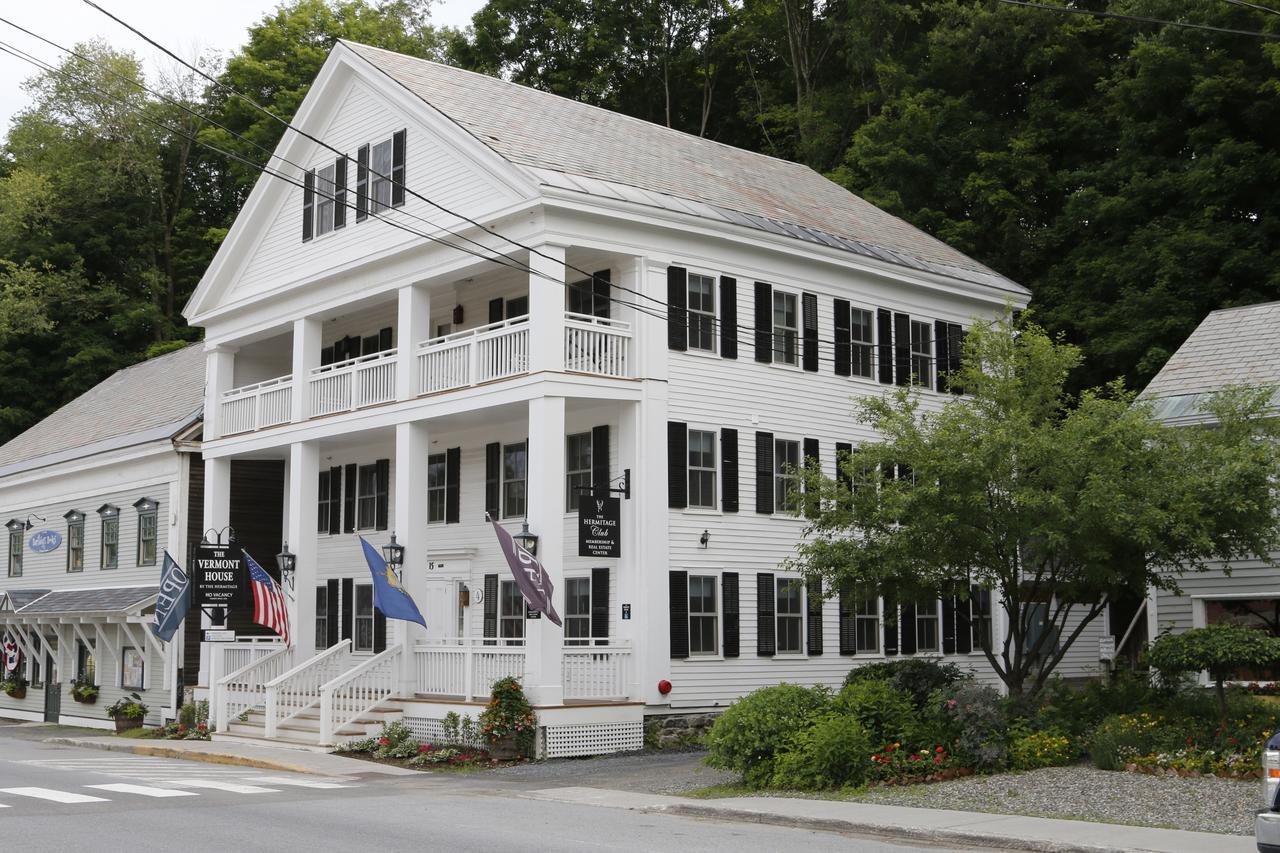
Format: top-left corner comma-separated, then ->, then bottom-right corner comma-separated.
645,712 -> 719,749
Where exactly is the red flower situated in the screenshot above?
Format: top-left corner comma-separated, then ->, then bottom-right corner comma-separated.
418,745 -> 430,753
934,756 -> 943,764
378,737 -> 390,746
1185,738 -> 1193,745
935,746 -> 945,753
910,754 -> 920,761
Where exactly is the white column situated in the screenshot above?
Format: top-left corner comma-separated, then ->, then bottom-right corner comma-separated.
204,346 -> 237,440
199,456 -> 232,688
286,442 -> 319,661
524,396 -> 566,705
527,244 -> 567,374
397,285 -> 431,401
394,420 -> 430,695
292,317 -> 322,422
635,257 -> 667,382
636,388 -> 671,705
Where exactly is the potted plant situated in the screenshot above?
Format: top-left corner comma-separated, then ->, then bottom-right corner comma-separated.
1,675 -> 27,699
478,676 -> 536,760
106,692 -> 148,731
70,677 -> 99,704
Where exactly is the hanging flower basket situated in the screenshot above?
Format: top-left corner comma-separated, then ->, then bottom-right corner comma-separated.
5,685 -> 26,700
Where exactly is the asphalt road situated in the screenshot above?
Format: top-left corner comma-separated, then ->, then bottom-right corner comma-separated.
0,727 -> 982,853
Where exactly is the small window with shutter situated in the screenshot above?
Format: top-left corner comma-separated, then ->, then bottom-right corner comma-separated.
851,307 -> 875,378
315,163 -> 336,237
371,138 -> 394,213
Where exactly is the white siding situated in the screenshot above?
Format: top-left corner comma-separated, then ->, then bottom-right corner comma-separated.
1156,556 -> 1280,635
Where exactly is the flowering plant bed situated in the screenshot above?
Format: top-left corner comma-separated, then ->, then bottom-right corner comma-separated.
868,743 -> 973,786
335,721 -> 520,772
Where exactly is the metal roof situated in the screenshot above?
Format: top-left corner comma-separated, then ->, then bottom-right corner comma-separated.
11,586 -> 157,616
0,589 -> 51,612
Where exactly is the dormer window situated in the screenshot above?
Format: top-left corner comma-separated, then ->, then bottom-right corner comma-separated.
64,510 -> 85,573
6,519 -> 22,578
134,498 -> 158,567
98,504 -> 119,570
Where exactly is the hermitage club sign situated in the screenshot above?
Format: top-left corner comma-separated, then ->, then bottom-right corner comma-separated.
577,495 -> 620,559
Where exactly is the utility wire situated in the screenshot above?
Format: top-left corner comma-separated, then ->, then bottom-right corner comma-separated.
1221,0 -> 1280,19
997,0 -> 1280,39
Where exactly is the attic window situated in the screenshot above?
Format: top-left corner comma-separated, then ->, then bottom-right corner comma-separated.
315,164 -> 336,237
370,139 -> 393,212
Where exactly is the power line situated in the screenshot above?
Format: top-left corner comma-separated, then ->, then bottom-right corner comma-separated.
1221,0 -> 1280,18
997,0 -> 1280,39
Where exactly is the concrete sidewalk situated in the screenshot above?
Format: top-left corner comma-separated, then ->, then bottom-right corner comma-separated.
520,786 -> 1252,853
43,735 -> 417,777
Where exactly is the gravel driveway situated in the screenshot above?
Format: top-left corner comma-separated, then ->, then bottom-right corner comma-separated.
849,765 -> 1259,836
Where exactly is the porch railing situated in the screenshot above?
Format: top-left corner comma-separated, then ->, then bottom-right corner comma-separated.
219,375 -> 294,435
413,638 -> 526,701
309,350 -> 398,417
213,644 -> 292,732
318,644 -> 402,745
562,640 -> 632,701
417,318 -> 529,396
263,639 -> 352,738
564,313 -> 631,378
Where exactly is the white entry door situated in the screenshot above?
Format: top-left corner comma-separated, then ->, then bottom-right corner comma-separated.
422,582 -> 453,641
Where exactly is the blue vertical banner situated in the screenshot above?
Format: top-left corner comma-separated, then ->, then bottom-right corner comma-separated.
150,551 -> 191,642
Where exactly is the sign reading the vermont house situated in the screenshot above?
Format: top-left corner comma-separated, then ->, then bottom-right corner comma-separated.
191,543 -> 247,609
578,495 -> 620,559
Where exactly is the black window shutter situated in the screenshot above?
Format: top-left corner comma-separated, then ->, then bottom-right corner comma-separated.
328,466 -> 342,535
835,442 -> 853,493
721,428 -> 739,513
445,447 -> 461,524
356,144 -> 369,222
877,308 -> 893,384
838,585 -> 855,654
591,566 -> 609,642
669,571 -> 689,659
722,572 -> 740,657
302,169 -> 315,242
803,437 -> 820,518
331,338 -> 344,364
957,590 -> 974,654
484,442 -> 500,519
373,609 -> 387,653
934,320 -> 951,392
483,574 -> 498,644
753,281 -> 772,363
807,578 -> 823,655
592,269 -> 611,319
900,601 -> 917,654
755,431 -> 774,514
833,298 -> 851,377
667,421 -> 688,509
488,298 -> 504,325
942,595 -> 957,655
883,592 -> 898,655
756,572 -> 776,656
667,266 -> 687,351
333,155 -> 348,229
361,334 -> 380,356
326,579 -> 340,647
378,326 -> 393,352
949,325 -> 965,394
592,425 -> 610,495
391,129 -> 406,207
894,312 -> 911,387
375,459 -> 390,531
802,292 -> 819,372
321,346 -> 335,367
719,276 -> 738,359
341,577 -> 354,641
343,464 -> 357,533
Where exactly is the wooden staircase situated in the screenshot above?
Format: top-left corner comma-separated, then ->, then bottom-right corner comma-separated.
213,702 -> 406,751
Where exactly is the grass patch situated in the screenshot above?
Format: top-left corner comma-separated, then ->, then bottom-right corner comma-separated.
113,727 -> 165,739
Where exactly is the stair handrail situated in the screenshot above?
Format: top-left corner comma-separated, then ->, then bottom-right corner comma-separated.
214,644 -> 291,732
264,638 -> 352,688
318,644 -> 402,745
264,639 -> 352,738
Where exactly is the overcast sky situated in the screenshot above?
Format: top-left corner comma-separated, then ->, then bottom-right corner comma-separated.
0,0 -> 487,135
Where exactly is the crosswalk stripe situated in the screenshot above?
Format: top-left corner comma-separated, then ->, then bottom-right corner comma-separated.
0,787 -> 110,804
163,780 -> 280,794
86,784 -> 199,798
244,777 -> 356,789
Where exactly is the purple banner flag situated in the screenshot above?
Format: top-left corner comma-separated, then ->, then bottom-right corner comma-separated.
489,517 -> 563,627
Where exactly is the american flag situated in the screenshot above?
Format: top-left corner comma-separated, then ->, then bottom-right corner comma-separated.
245,550 -> 291,647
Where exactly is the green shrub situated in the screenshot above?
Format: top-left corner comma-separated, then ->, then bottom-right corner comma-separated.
1031,672 -> 1160,739
178,700 -> 209,729
943,682 -> 1007,769
705,683 -> 830,788
833,681 -> 918,746
771,714 -> 874,790
1149,625 -> 1280,716
374,720 -> 421,760
1088,713 -> 1171,771
844,658 -> 969,709
1008,727 -> 1077,770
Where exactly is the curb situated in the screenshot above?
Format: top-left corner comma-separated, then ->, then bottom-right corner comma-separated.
42,738 -> 328,775
653,803 -> 1162,853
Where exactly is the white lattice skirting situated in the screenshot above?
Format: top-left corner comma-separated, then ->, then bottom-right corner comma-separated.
542,721 -> 644,759
401,716 -> 487,749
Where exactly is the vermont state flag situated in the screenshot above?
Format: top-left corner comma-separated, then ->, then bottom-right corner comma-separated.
359,537 -> 427,628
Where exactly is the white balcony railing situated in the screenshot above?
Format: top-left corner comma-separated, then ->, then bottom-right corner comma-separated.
219,375 -> 294,436
413,638 -> 526,701
417,318 -> 529,396
264,639 -> 352,738
309,350 -> 398,417
562,640 -> 632,701
564,313 -> 631,378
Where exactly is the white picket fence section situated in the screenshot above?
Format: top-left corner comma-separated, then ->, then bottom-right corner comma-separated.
318,645 -> 402,744
212,643 -> 291,731
308,351 -> 397,416
263,639 -> 352,738
564,313 -> 631,377
413,639 -> 526,701
417,318 -> 529,395
562,641 -> 633,701
219,375 -> 294,435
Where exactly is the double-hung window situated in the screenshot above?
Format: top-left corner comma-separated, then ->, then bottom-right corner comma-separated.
503,442 -> 527,519
6,522 -> 22,578
855,589 -> 879,653
370,138 -> 393,213
851,307 -> 874,378
354,584 -> 374,652
427,453 -> 448,523
565,433 -> 592,512
774,439 -> 801,513
772,291 -> 799,365
99,505 -> 118,569
314,163 -> 336,237
77,640 -> 95,684
971,588 -> 993,651
65,511 -> 84,573
135,498 -> 158,567
317,470 -> 333,533
499,580 -> 525,645
910,320 -> 933,389
315,585 -> 329,650
689,575 -> 718,655
776,578 -> 804,653
687,429 -> 717,509
687,273 -> 716,352
565,577 -> 591,645
356,464 -> 381,530
915,599 -> 940,652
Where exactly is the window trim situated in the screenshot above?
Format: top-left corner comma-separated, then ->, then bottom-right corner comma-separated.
565,433 -> 593,513
353,583 -> 375,653
970,588 -> 993,654
314,162 -> 336,237
774,438 -> 801,514
315,584 -> 329,651
564,575 -> 592,646
686,271 -> 717,353
65,510 -> 85,573
771,289 -> 800,367
370,137 -> 394,214
427,451 -> 448,524
687,428 -> 718,510
850,305 -> 875,380
355,463 -> 381,531
775,576 -> 805,655
688,574 -> 720,656
498,579 -> 526,646
914,598 -> 941,653
6,521 -> 23,578
502,441 -> 528,520
317,470 -> 332,534
910,319 -> 933,389
134,497 -> 158,568
99,504 -> 119,570
854,588 -> 881,654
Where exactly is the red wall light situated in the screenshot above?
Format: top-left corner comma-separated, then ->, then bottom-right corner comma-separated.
658,679 -> 672,695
